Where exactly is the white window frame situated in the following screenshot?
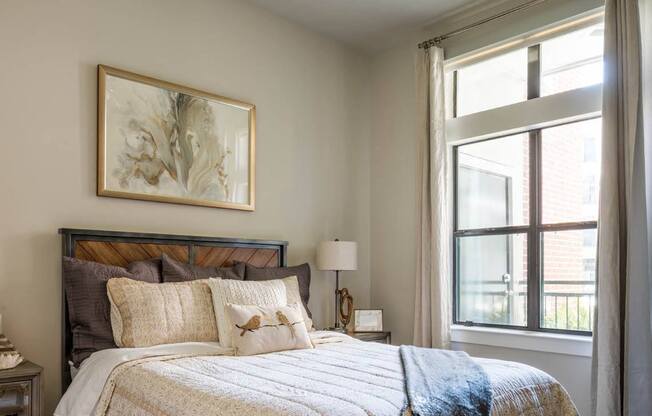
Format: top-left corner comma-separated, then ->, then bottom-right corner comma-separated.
446,9 -> 604,347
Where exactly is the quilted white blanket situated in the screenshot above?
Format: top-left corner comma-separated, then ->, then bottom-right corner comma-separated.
58,332 -> 578,416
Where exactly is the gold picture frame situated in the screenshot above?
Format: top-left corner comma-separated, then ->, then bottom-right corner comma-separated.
97,65 -> 255,211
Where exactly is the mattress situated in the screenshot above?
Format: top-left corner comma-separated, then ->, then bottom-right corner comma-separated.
56,332 -> 577,416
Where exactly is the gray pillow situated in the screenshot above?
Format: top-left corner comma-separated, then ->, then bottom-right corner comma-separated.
125,258 -> 162,282
242,263 -> 312,318
63,257 -> 161,366
161,253 -> 245,282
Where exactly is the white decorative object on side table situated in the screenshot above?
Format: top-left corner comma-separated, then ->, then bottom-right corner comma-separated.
0,313 -> 23,370
353,309 -> 384,332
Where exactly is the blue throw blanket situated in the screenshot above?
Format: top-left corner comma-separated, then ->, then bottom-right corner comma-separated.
399,345 -> 492,416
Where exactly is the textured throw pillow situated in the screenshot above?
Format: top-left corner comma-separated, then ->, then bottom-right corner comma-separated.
63,257 -> 161,366
207,278 -> 287,348
126,258 -> 162,282
281,276 -> 313,331
242,263 -> 312,318
162,253 -> 245,282
226,303 -> 313,356
107,278 -> 218,348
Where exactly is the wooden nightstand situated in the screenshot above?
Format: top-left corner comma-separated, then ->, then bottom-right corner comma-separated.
348,331 -> 392,344
0,361 -> 43,416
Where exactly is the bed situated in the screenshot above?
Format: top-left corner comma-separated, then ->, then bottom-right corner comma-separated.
56,229 -> 578,416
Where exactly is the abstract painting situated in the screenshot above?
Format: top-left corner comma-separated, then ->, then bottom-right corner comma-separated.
97,65 -> 255,210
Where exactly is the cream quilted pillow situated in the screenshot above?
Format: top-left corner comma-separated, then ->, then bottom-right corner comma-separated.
207,278 -> 287,348
226,303 -> 313,356
281,276 -> 313,331
107,278 -> 218,347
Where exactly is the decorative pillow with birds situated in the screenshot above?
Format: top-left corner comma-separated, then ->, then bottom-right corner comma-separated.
225,303 -> 313,356
207,278 -> 288,349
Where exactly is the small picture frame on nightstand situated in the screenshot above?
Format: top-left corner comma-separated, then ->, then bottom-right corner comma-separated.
353,309 -> 383,332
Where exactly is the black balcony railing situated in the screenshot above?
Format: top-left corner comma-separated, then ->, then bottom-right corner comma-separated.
542,280 -> 595,331
460,279 -> 595,332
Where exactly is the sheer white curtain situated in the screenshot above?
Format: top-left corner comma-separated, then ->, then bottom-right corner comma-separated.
592,0 -> 652,415
413,46 -> 452,349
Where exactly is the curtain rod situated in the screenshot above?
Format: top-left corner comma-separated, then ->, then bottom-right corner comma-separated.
418,0 -> 547,49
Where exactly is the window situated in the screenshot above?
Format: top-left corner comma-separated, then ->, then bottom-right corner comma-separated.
540,23 -> 604,96
451,21 -> 604,118
450,18 -> 603,334
456,48 -> 528,116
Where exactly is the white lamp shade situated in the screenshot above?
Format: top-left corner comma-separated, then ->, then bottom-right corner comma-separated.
316,241 -> 358,271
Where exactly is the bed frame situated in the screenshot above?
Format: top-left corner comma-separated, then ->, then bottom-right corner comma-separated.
59,228 -> 288,391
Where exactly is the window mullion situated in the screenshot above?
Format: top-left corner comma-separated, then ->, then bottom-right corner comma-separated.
526,45 -> 541,331
452,146 -> 459,323
454,225 -> 530,237
539,221 -> 597,231
527,129 -> 542,330
527,44 -> 541,100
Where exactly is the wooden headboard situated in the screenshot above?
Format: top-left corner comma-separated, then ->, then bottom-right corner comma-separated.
59,228 -> 288,390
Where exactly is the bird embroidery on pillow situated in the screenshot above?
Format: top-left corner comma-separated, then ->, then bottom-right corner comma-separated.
236,315 -> 261,336
276,311 -> 296,338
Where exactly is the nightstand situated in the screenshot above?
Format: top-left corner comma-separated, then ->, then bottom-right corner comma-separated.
0,361 -> 43,416
348,331 -> 392,344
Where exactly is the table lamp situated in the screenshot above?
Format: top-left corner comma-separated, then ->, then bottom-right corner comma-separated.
316,239 -> 357,330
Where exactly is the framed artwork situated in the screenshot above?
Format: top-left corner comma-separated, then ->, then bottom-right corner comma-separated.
353,309 -> 383,332
97,65 -> 255,211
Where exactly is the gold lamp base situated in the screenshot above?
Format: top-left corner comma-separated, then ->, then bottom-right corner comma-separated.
338,288 -> 353,329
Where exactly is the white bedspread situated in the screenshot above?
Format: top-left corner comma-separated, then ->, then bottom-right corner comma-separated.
55,331 -> 577,416
55,341 -> 233,416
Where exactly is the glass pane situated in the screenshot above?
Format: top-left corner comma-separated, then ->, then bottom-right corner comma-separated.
541,118 -> 602,223
456,233 -> 527,326
456,48 -> 528,116
541,229 -> 597,331
541,23 -> 604,96
457,134 -> 529,229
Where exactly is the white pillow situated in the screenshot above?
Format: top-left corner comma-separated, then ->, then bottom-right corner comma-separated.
281,276 -> 313,331
226,303 -> 313,356
207,278 -> 287,348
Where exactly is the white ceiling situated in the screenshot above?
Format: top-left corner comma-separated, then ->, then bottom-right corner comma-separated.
247,0 -> 479,53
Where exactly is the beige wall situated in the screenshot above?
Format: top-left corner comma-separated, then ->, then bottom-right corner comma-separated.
370,40 -> 422,347
0,0 -> 371,412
